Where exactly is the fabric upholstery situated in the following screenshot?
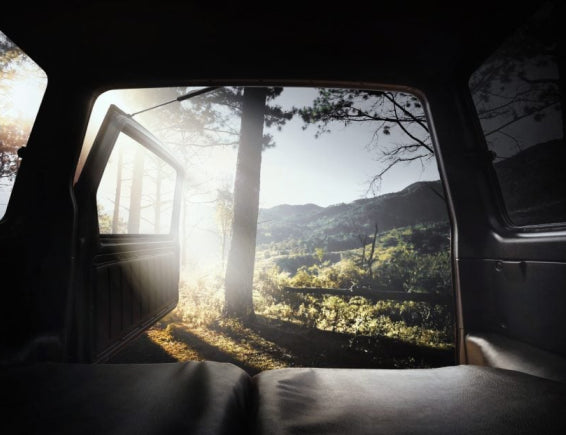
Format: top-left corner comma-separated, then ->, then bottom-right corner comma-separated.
0,361 -> 252,435
3,361 -> 566,434
252,365 -> 566,434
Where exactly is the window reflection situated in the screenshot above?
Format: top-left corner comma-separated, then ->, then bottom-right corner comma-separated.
469,2 -> 565,226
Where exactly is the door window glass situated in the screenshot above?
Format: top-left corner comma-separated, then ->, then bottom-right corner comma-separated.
97,132 -> 177,234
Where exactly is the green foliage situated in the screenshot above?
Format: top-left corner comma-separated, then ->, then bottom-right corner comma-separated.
314,247 -> 325,265
98,210 -> 113,234
169,274 -> 225,327
259,252 -> 341,275
254,265 -> 453,348
97,205 -> 127,234
253,222 -> 454,349
170,222 -> 454,354
257,222 -> 451,292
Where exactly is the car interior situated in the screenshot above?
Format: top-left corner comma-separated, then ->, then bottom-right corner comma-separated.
1,1 -> 566,433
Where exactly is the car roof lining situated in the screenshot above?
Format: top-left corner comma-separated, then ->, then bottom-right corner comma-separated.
0,2 -> 544,90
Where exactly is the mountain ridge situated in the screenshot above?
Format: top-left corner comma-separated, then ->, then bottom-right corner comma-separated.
257,180 -> 448,252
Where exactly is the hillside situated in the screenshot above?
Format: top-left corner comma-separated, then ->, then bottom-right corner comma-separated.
493,139 -> 566,225
257,180 -> 448,252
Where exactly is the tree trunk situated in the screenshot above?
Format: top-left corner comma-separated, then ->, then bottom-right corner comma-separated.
181,193 -> 190,268
128,149 -> 144,233
154,159 -> 163,233
224,87 -> 267,319
112,149 -> 123,233
220,221 -> 228,273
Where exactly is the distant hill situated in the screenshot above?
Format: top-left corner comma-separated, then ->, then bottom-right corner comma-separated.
257,180 -> 448,252
259,203 -> 323,223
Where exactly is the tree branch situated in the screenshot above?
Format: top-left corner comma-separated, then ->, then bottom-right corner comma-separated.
483,100 -> 560,137
382,92 -> 430,133
390,101 -> 434,154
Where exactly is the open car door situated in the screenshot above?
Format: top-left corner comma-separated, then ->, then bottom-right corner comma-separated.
73,105 -> 184,362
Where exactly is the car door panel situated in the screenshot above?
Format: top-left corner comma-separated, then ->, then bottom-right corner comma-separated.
73,105 -> 183,362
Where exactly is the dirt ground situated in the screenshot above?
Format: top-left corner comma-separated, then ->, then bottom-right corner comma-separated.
108,315 -> 455,375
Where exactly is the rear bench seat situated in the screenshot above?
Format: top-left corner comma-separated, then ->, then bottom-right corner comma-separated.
1,361 -> 252,434
253,365 -> 566,434
2,361 -> 566,434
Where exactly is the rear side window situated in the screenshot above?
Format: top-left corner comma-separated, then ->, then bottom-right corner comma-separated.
469,2 -> 565,226
0,30 -> 47,219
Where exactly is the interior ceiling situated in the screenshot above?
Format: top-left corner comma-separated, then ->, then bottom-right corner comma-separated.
0,1 -> 544,88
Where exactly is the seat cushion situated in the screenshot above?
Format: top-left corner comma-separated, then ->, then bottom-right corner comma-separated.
0,361 -> 252,434
252,365 -> 566,434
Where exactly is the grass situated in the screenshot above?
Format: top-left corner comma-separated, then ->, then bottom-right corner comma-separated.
109,271 -> 455,374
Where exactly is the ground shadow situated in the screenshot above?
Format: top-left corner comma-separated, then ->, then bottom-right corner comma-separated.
108,314 -> 455,373
108,333 -> 178,363
242,315 -> 455,369
166,325 -> 261,375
